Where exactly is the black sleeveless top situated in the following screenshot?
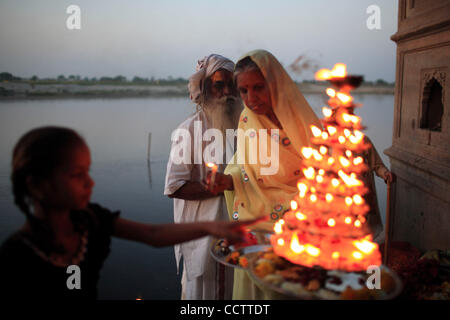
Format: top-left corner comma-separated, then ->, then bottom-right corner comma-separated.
0,203 -> 119,300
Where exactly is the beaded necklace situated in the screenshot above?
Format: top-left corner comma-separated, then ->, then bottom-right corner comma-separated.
20,230 -> 89,268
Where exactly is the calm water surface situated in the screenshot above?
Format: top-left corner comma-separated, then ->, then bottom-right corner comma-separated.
0,94 -> 393,299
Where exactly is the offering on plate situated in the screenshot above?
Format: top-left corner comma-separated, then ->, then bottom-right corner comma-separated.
211,232 -> 270,269
249,248 -> 400,300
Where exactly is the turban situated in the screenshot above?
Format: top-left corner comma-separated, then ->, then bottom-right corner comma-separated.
188,54 -> 234,104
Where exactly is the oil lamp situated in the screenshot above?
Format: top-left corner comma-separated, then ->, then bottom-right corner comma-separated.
270,63 -> 381,272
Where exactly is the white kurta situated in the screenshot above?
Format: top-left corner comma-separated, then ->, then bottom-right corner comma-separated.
164,110 -> 234,299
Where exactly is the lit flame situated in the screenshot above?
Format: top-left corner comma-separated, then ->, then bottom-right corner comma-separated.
297,182 -> 308,196
342,113 -> 351,123
337,92 -> 353,104
274,221 -> 283,234
327,126 -> 337,135
343,129 -> 351,137
354,220 -> 362,228
354,130 -> 364,140
310,125 -> 322,137
321,132 -> 329,140
332,252 -> 340,259
353,239 -> 377,254
345,217 -> 352,224
349,135 -> 358,144
325,193 -> 333,203
316,175 -> 324,183
290,200 -> 298,211
277,238 -> 285,246
303,167 -> 315,179
353,194 -> 363,205
319,146 -> 328,155
290,233 -> 304,253
301,147 -> 313,159
296,211 -> 307,220
338,170 -> 363,187
343,113 -> 360,124
345,150 -> 352,157
326,88 -> 336,97
315,63 -> 347,80
331,63 -> 347,78
327,218 -> 336,227
206,162 -> 217,169
322,107 -> 332,118
313,151 -> 323,161
328,157 -> 335,165
339,156 -> 350,167
345,197 -> 353,206
315,69 -> 332,80
305,244 -> 321,257
331,178 -> 340,187
352,251 -> 363,260
349,130 -> 364,144
338,136 -> 346,144
354,157 -> 363,165
310,194 -> 318,202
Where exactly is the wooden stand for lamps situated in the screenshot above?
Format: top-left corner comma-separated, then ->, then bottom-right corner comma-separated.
383,180 -> 392,265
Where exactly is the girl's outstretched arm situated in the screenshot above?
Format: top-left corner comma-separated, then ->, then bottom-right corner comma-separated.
112,217 -> 267,247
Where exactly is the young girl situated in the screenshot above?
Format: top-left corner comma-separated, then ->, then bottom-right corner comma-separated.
0,126 -> 258,300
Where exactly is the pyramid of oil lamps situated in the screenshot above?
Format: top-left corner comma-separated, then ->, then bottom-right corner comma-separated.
270,63 -> 382,272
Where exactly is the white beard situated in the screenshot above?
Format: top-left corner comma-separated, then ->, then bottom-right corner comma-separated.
201,95 -> 243,140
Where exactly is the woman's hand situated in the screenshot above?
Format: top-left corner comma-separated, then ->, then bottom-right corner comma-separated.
204,171 -> 234,195
383,171 -> 395,184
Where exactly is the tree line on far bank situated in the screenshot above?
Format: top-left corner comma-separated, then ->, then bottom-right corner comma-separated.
0,72 -> 188,86
0,72 -> 394,87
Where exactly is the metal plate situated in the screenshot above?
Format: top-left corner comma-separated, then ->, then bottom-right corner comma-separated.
247,252 -> 403,300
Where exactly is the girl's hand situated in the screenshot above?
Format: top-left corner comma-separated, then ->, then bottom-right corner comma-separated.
206,216 -> 269,244
204,172 -> 234,195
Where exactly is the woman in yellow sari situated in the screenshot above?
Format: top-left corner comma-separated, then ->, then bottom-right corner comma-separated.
211,50 -> 321,299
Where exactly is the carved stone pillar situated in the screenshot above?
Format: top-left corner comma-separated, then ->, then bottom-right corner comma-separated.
385,0 -> 450,251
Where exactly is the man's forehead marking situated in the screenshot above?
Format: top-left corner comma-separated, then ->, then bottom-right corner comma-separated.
211,70 -> 232,81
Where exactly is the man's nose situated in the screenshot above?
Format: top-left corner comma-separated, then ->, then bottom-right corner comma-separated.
223,84 -> 232,96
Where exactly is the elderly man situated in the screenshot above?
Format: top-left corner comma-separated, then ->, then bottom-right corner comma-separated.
164,54 -> 243,300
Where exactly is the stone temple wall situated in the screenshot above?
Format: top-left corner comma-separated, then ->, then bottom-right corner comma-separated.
385,0 -> 450,251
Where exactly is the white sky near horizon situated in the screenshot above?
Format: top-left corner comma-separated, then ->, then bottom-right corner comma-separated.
0,0 -> 398,82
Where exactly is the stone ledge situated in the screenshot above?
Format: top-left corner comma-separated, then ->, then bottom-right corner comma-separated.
384,146 -> 450,203
391,18 -> 450,43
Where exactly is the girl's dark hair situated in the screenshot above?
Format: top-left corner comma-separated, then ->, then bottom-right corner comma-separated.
11,126 -> 87,239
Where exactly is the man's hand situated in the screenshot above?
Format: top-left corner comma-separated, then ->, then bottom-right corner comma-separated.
204,171 -> 234,195
169,181 -> 221,200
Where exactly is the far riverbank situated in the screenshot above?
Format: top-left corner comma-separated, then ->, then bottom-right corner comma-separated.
0,82 -> 394,100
